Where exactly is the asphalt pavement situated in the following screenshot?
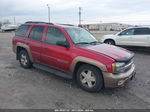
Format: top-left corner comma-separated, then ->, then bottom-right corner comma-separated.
0,32 -> 149,109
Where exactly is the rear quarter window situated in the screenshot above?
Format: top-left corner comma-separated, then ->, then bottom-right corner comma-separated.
15,25 -> 30,37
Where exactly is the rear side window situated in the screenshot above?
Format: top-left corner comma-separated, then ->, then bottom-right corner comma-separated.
29,26 -> 44,41
45,27 -> 66,45
134,28 -> 150,35
15,25 -> 30,37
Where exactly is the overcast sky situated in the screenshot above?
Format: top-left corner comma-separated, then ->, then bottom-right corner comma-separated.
1,0 -> 150,25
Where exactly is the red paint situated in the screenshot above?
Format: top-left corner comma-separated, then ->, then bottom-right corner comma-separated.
13,23 -> 133,73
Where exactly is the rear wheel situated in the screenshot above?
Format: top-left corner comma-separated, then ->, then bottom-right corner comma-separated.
104,40 -> 115,45
18,50 -> 32,68
76,64 -> 103,92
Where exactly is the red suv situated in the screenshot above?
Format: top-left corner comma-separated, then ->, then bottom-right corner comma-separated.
12,21 -> 136,92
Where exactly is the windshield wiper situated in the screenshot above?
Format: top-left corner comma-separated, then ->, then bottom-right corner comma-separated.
75,41 -> 101,45
75,42 -> 90,45
89,41 -> 100,44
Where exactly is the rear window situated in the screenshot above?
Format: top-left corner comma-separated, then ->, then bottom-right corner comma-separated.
15,25 -> 30,37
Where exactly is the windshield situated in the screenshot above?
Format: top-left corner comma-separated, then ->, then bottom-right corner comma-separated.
65,27 -> 99,45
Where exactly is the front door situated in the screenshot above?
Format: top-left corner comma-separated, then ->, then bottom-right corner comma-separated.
116,28 -> 135,46
41,26 -> 73,72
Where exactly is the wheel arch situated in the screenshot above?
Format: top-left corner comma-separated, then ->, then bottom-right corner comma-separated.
72,60 -> 105,89
16,42 -> 33,62
70,56 -> 107,78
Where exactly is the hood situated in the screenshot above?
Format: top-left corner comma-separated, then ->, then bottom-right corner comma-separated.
82,44 -> 133,61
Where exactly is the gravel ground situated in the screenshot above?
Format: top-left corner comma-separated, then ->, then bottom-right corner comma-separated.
0,32 -> 150,109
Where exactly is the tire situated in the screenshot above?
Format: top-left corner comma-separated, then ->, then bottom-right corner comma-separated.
104,40 -> 115,45
18,50 -> 32,68
76,64 -> 103,92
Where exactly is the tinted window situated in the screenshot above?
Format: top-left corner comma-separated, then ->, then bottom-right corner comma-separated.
15,25 -> 30,37
29,26 -> 44,41
134,28 -> 150,35
119,29 -> 134,36
45,27 -> 66,45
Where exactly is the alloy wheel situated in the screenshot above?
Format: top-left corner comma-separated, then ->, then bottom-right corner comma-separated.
20,54 -> 28,66
80,69 -> 96,88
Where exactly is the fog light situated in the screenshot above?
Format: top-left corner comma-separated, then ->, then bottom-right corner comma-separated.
118,80 -> 125,86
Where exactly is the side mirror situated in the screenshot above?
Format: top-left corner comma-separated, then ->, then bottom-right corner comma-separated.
56,41 -> 70,48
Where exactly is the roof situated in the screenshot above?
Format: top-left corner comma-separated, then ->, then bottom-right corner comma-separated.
24,21 -> 78,28
25,21 -> 54,25
126,26 -> 150,29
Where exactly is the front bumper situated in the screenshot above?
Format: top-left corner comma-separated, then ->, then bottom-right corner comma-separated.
103,64 -> 136,88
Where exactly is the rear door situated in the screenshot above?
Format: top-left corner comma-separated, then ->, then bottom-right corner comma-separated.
41,26 -> 73,72
116,28 -> 135,46
26,25 -> 44,63
132,28 -> 150,46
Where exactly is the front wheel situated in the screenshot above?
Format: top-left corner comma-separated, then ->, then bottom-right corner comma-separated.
104,40 -> 115,45
76,64 -> 103,92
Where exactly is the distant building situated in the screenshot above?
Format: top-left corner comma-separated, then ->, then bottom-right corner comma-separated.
80,23 -> 132,31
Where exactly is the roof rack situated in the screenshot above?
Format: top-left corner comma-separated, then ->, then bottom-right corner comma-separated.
58,24 -> 75,26
25,21 -> 54,25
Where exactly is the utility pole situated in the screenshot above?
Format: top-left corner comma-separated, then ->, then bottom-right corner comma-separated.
47,4 -> 50,23
79,7 -> 81,25
14,17 -> 16,25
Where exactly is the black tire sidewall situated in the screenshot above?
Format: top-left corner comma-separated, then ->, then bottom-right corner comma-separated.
105,40 -> 115,45
76,64 -> 103,92
19,50 -> 32,68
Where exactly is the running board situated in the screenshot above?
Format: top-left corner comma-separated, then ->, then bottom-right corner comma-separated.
33,63 -> 73,79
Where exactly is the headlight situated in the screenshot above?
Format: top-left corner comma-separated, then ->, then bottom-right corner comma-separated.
112,62 -> 126,73
115,62 -> 125,67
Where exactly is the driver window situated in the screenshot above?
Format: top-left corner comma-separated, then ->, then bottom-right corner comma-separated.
45,27 -> 66,45
119,29 -> 134,36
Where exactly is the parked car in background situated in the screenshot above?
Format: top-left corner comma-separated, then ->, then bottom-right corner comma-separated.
1,24 -> 18,32
12,21 -> 135,92
100,27 -> 150,47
